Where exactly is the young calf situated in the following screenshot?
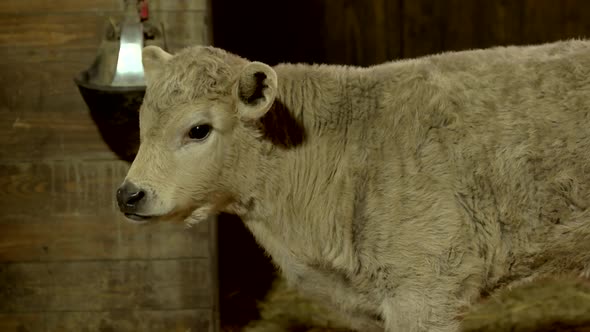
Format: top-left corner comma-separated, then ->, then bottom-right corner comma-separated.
116,39 -> 590,332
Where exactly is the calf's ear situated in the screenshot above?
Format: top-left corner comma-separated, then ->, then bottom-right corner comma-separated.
233,62 -> 277,120
142,45 -> 172,85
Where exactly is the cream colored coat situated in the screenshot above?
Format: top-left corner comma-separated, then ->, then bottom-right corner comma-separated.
120,39 -> 590,332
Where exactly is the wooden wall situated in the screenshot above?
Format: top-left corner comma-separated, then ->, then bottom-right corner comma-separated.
212,0 -> 590,66
0,1 -> 215,331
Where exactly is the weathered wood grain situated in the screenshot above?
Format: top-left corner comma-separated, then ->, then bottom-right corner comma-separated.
323,0 -> 401,66
0,10 -> 210,116
0,160 -> 211,261
0,0 -> 215,330
0,259 -> 212,312
560,1 -> 590,38
0,313 -> 44,332
0,111 -> 119,161
432,0 -> 524,52
0,14 -> 209,113
0,14 -> 106,49
0,11 -> 208,64
0,0 -> 208,13
0,11 -> 209,64
0,61 -> 104,113
0,215 -> 210,262
521,0 -> 590,43
402,0 -> 590,59
151,0 -> 208,11
0,46 -> 97,65
208,217 -> 220,331
156,10 -> 208,51
0,161 -> 130,217
0,0 -> 122,13
482,0 -> 525,47
402,0 -> 446,59
0,310 -> 212,332
521,0 -> 565,44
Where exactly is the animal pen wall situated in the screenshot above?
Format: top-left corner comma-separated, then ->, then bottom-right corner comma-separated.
0,1 -> 215,331
1,0 -> 590,332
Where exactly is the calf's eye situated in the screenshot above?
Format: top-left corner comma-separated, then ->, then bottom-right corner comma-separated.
188,124 -> 211,141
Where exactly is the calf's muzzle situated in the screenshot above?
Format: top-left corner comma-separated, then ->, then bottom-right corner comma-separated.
116,181 -> 146,216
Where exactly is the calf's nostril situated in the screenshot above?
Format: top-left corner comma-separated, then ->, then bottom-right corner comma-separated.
126,190 -> 145,206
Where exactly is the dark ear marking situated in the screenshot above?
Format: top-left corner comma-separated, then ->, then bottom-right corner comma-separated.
239,72 -> 267,105
233,61 -> 277,120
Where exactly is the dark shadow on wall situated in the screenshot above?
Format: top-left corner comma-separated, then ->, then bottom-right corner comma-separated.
215,213 -> 278,329
211,0 -> 326,66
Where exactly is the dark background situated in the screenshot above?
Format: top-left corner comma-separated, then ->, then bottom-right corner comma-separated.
212,0 -> 590,67
211,0 -> 590,329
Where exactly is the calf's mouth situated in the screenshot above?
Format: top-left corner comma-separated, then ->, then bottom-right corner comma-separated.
124,213 -> 154,223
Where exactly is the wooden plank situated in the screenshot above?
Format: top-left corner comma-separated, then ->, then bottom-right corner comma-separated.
442,0 -> 523,52
0,14 -> 107,49
0,46 -> 98,65
521,0 -> 565,44
0,11 -> 209,61
403,0 -> 590,59
0,0 -> 122,13
477,0 -> 524,47
0,313 -> 44,332
0,259 -> 212,312
0,215 -> 210,262
0,8 -> 209,55
0,161 -> 130,218
0,14 -> 208,111
0,160 -> 211,261
0,11 -> 208,54
321,0 -> 401,66
402,0 -> 579,58
156,10 -> 208,51
0,0 -> 208,13
0,67 -> 43,113
402,0 -> 446,58
521,0 -> 590,43
0,111 -> 120,161
0,310 -> 211,332
0,11 -> 209,53
208,216 -> 220,331
150,0 -> 208,11
561,0 -> 590,38
0,61 -> 94,113
439,0 -> 477,52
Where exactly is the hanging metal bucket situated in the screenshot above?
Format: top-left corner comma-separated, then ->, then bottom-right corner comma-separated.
74,2 -> 167,162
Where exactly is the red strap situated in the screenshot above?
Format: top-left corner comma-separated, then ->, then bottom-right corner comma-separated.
139,0 -> 149,20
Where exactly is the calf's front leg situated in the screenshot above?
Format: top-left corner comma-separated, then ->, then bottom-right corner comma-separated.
381,284 -> 469,332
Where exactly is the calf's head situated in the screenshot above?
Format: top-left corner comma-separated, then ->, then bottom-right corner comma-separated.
116,45 -> 278,224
